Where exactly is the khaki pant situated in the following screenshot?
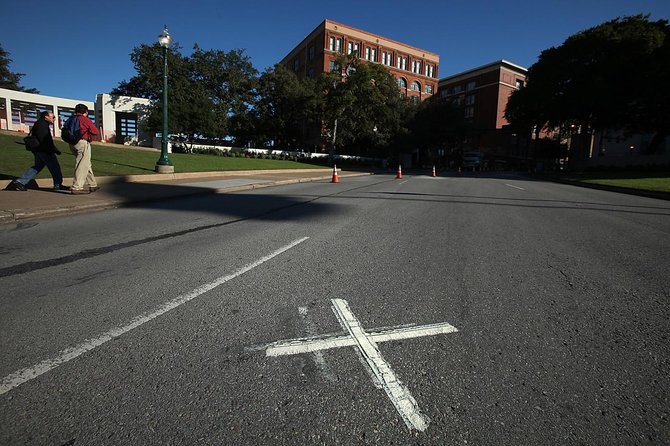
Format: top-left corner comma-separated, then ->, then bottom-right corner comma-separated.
69,139 -> 97,190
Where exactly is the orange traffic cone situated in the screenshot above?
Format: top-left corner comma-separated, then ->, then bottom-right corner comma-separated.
396,165 -> 403,179
431,166 -> 436,177
331,164 -> 340,183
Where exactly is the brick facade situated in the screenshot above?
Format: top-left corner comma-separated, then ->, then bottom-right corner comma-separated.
280,19 -> 440,102
438,60 -> 528,156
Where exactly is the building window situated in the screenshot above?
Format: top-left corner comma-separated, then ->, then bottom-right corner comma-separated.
411,81 -> 421,91
466,81 -> 476,91
465,95 -> 475,105
515,79 -> 525,89
465,107 -> 474,118
347,42 -> 359,55
307,68 -> 315,78
329,36 -> 342,52
365,47 -> 377,62
382,51 -> 393,66
425,84 -> 433,94
411,96 -> 420,104
453,85 -> 462,94
293,58 -> 300,72
308,46 -> 315,60
425,65 -> 434,78
397,78 -> 407,89
329,61 -> 340,72
397,56 -> 407,71
439,89 -> 448,98
412,60 -> 422,74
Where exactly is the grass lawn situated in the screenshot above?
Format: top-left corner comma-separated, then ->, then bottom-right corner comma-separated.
580,177 -> 670,193
0,132 -> 325,180
559,171 -> 670,193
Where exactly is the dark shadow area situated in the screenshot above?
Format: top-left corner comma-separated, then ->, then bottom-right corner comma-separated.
91,156 -> 155,173
123,183 -> 346,221
362,191 -> 670,212
0,180 -> 347,278
2,173 -> 668,278
332,192 -> 670,216
3,178 -> 40,189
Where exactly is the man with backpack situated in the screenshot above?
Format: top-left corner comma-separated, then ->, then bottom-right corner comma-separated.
9,111 -> 65,191
66,103 -> 99,194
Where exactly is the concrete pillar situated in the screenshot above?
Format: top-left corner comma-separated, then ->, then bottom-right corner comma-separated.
54,105 -> 61,137
6,98 -> 14,131
0,97 -> 8,130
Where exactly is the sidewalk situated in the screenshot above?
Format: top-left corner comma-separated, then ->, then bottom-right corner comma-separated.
0,169 -> 370,224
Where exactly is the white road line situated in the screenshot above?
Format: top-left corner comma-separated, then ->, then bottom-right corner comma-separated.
505,183 -> 525,190
331,299 -> 430,431
265,322 -> 458,357
0,237 -> 310,396
266,334 -> 356,356
398,180 -> 408,185
258,304 -> 458,430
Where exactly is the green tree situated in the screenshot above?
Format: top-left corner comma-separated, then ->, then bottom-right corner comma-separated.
320,54 -> 407,156
252,65 -> 319,149
505,15 -> 670,153
112,43 -> 257,141
408,97 -> 468,162
190,46 -> 258,139
0,44 -> 38,93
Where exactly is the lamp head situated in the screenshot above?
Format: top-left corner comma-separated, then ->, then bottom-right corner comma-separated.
158,26 -> 172,48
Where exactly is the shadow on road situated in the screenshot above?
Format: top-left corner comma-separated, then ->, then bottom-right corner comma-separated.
0,180 -> 346,278
358,191 -> 670,214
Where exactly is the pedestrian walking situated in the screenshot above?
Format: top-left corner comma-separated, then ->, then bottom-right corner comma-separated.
9,110 -> 65,191
68,103 -> 100,195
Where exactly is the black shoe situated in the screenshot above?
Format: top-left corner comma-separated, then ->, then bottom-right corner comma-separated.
89,186 -> 100,193
11,180 -> 27,191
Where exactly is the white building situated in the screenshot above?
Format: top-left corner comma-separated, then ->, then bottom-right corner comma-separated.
0,88 -> 152,146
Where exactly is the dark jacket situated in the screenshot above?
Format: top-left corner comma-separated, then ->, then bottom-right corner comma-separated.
31,118 -> 58,154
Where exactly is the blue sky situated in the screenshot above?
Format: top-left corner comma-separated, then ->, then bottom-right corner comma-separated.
2,0 -> 668,101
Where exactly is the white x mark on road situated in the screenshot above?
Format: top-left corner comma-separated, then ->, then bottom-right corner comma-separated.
254,299 -> 459,431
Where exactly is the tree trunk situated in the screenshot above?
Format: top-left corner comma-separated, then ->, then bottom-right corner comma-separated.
645,130 -> 668,154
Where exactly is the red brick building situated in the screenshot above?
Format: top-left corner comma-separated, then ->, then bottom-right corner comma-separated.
438,60 -> 528,159
280,19 -> 440,103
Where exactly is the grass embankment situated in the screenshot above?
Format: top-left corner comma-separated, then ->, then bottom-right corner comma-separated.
0,132 -> 324,180
560,171 -> 670,193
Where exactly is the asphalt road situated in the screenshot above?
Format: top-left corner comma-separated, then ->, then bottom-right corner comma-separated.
1,173 -> 669,445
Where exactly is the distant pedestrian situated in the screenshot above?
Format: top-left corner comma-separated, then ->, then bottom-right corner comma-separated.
9,111 -> 65,191
68,103 -> 100,195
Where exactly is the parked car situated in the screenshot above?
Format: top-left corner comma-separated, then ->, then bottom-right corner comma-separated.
462,151 -> 483,170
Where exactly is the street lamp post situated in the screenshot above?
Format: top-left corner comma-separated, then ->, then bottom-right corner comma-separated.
329,118 -> 338,166
155,25 -> 174,173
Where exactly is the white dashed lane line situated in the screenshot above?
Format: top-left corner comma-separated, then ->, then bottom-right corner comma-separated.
0,237 -> 310,396
505,183 -> 525,190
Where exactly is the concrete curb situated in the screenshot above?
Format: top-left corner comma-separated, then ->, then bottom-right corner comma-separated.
0,168 -> 334,189
0,171 -> 371,223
